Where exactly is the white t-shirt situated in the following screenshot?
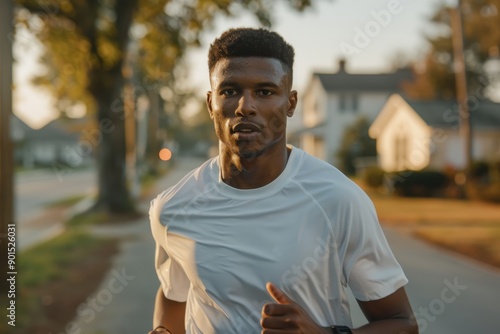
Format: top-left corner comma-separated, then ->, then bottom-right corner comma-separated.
149,146 -> 408,333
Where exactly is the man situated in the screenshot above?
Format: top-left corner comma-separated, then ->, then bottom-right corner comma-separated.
148,27 -> 418,334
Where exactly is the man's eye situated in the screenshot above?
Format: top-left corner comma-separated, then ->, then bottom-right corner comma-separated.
257,89 -> 273,96
222,89 -> 237,96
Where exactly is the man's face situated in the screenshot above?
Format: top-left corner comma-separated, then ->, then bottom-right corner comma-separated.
207,57 -> 297,160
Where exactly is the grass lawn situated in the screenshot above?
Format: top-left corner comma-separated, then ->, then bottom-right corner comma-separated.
1,229 -> 119,333
44,194 -> 88,209
355,179 -> 500,269
370,195 -> 500,226
414,227 -> 500,268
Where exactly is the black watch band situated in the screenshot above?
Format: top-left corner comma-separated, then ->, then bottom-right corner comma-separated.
331,325 -> 353,334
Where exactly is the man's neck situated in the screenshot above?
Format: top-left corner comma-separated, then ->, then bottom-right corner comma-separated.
219,145 -> 291,189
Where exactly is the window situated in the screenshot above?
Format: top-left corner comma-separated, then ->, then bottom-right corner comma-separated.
352,94 -> 358,111
395,135 -> 408,171
339,94 -> 346,111
338,94 -> 359,112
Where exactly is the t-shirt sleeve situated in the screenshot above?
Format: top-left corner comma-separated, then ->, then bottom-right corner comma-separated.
150,194 -> 190,302
336,186 -> 408,301
154,238 -> 190,302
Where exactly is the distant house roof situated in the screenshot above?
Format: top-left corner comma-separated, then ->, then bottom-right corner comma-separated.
407,100 -> 500,130
314,67 -> 413,93
25,118 -> 84,141
11,115 -> 34,142
370,94 -> 500,138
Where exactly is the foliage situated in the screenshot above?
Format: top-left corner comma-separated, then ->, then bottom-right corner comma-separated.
16,0 -> 317,114
390,170 -> 449,198
335,116 -> 377,175
403,0 -> 500,100
363,166 -> 385,189
16,0 -> 319,213
470,182 -> 500,203
470,160 -> 491,181
467,160 -> 500,203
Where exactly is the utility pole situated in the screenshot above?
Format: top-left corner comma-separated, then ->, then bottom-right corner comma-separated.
0,0 -> 15,318
451,0 -> 472,182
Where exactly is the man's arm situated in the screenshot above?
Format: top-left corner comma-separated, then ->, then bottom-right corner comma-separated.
353,287 -> 418,334
261,283 -> 418,334
149,285 -> 186,334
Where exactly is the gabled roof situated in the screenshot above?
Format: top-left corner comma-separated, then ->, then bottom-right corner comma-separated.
25,118 -> 84,141
407,100 -> 500,129
11,114 -> 35,142
314,68 -> 413,93
370,94 -> 500,138
11,114 -> 33,132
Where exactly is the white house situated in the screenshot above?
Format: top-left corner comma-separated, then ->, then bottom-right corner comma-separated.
289,59 -> 412,165
12,115 -> 90,168
369,94 -> 500,172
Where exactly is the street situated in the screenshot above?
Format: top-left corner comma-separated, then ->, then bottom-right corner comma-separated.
383,227 -> 500,333
15,167 -> 96,250
69,157 -> 500,333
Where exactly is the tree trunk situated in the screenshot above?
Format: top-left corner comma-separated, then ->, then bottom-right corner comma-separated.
92,81 -> 135,213
89,0 -> 139,214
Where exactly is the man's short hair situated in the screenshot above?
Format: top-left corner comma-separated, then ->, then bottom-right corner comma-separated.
208,27 -> 295,80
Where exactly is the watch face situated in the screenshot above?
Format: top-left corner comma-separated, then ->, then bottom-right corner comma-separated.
333,326 -> 353,334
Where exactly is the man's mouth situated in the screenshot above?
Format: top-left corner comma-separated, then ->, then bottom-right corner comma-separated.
232,122 -> 262,134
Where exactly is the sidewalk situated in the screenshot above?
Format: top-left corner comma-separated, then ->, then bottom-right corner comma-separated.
70,157 -> 203,334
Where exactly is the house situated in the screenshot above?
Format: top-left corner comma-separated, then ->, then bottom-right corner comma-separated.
368,94 -> 500,172
289,59 -> 413,166
12,115 -> 90,168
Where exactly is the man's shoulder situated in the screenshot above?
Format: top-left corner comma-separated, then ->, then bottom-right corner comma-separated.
295,149 -> 350,185
294,149 -> 369,203
150,158 -> 217,211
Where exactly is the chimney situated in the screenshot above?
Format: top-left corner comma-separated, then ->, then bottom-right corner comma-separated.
338,58 -> 347,73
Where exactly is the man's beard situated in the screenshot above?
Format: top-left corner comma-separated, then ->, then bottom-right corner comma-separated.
236,141 -> 265,161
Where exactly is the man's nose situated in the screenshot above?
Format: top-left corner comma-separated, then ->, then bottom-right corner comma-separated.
235,92 -> 256,117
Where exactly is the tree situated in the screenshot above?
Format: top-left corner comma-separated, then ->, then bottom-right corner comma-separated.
403,0 -> 500,99
16,0 -> 318,214
336,117 -> 377,176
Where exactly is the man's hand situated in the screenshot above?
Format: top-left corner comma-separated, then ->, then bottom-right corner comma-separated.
260,282 -> 331,334
148,326 -> 171,334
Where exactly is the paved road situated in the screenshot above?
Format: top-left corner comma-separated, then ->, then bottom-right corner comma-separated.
15,167 -> 95,222
383,227 -> 500,333
70,158 -> 500,333
15,167 -> 96,250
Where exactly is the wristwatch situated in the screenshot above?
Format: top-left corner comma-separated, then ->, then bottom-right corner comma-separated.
331,325 -> 353,333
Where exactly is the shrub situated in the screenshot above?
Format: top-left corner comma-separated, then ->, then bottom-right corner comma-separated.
478,182 -> 500,203
363,166 -> 385,188
470,161 -> 491,184
389,170 -> 449,197
467,181 -> 500,204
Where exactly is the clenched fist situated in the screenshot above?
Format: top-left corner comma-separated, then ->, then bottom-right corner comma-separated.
260,282 -> 331,334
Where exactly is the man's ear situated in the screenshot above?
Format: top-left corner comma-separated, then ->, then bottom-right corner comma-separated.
206,91 -> 214,119
287,90 -> 298,117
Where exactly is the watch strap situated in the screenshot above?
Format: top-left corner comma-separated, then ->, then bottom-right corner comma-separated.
331,325 -> 353,334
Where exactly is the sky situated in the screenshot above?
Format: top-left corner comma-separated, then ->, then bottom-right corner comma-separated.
13,0 -> 445,128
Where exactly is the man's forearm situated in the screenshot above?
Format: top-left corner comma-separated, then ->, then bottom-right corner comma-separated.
352,318 -> 418,334
153,286 -> 186,334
